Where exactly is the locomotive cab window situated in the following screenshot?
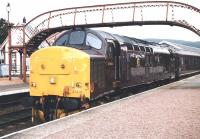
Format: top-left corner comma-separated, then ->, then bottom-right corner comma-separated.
86,33 -> 102,49
69,31 -> 85,45
54,30 -> 85,46
54,33 -> 69,46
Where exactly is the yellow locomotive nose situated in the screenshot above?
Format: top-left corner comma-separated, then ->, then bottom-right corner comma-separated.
30,46 -> 90,99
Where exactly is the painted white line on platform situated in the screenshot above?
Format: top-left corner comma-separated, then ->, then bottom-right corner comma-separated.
0,88 -> 29,96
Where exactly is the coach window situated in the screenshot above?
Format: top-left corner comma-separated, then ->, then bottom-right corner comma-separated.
86,33 -> 102,49
54,33 -> 69,46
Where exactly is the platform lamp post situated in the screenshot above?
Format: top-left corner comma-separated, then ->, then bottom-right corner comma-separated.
7,3 -> 12,80
22,17 -> 27,82
6,3 -> 11,23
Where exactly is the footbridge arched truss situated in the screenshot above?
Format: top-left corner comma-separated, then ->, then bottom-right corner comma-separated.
10,1 -> 200,54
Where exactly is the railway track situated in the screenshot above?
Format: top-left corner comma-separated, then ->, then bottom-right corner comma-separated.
0,107 -> 33,136
0,93 -> 33,137
0,108 -> 33,137
0,108 -> 31,127
0,108 -> 32,127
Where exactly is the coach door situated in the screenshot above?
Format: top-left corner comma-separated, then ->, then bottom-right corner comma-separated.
105,39 -> 121,89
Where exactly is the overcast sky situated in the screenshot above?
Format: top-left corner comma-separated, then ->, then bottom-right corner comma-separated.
0,0 -> 200,42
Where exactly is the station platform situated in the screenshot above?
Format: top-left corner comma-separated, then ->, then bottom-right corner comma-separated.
3,74 -> 200,139
0,77 -> 29,96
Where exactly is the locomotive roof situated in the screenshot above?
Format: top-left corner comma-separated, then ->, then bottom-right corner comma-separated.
160,41 -> 200,56
92,29 -> 170,54
56,28 -> 200,55
149,45 -> 170,54
94,29 -> 150,45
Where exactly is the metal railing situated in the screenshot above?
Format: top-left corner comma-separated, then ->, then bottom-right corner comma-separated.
10,1 -> 200,50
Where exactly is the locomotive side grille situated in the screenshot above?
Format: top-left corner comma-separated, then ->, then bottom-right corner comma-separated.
98,60 -> 105,89
91,59 -> 105,91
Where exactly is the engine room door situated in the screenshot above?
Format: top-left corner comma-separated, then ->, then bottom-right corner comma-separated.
105,40 -> 121,89
169,52 -> 176,79
175,54 -> 180,79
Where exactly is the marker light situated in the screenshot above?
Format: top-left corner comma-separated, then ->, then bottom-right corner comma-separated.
75,82 -> 82,88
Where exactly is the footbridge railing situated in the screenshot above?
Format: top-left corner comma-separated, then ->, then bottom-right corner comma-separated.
10,1 -> 200,53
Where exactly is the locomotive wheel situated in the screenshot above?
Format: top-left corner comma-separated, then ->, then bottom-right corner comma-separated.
56,109 -> 66,119
32,108 -> 46,123
81,98 -> 90,110
82,103 -> 90,109
37,110 -> 45,122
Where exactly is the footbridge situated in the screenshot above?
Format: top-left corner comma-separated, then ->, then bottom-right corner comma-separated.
7,1 -> 200,81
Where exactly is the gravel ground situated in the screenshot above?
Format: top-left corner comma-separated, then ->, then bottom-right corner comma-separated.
4,75 -> 200,139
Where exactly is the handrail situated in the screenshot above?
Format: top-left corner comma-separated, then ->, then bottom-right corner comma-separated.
9,1 -> 200,52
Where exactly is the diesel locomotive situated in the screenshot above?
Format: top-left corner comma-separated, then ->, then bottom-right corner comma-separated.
30,28 -> 200,122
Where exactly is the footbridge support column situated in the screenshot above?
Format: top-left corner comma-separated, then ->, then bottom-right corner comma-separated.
8,25 -> 12,80
22,47 -> 27,82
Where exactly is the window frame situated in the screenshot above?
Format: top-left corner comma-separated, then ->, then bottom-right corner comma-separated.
69,30 -> 86,45
86,33 -> 102,50
54,32 -> 69,46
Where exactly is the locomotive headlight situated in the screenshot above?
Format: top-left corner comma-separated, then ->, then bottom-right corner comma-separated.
75,82 -> 82,88
49,77 -> 56,84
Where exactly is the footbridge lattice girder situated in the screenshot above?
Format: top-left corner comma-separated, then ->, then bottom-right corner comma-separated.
10,1 -> 200,53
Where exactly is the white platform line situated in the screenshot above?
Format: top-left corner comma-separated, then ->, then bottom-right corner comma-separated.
0,88 -> 29,96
